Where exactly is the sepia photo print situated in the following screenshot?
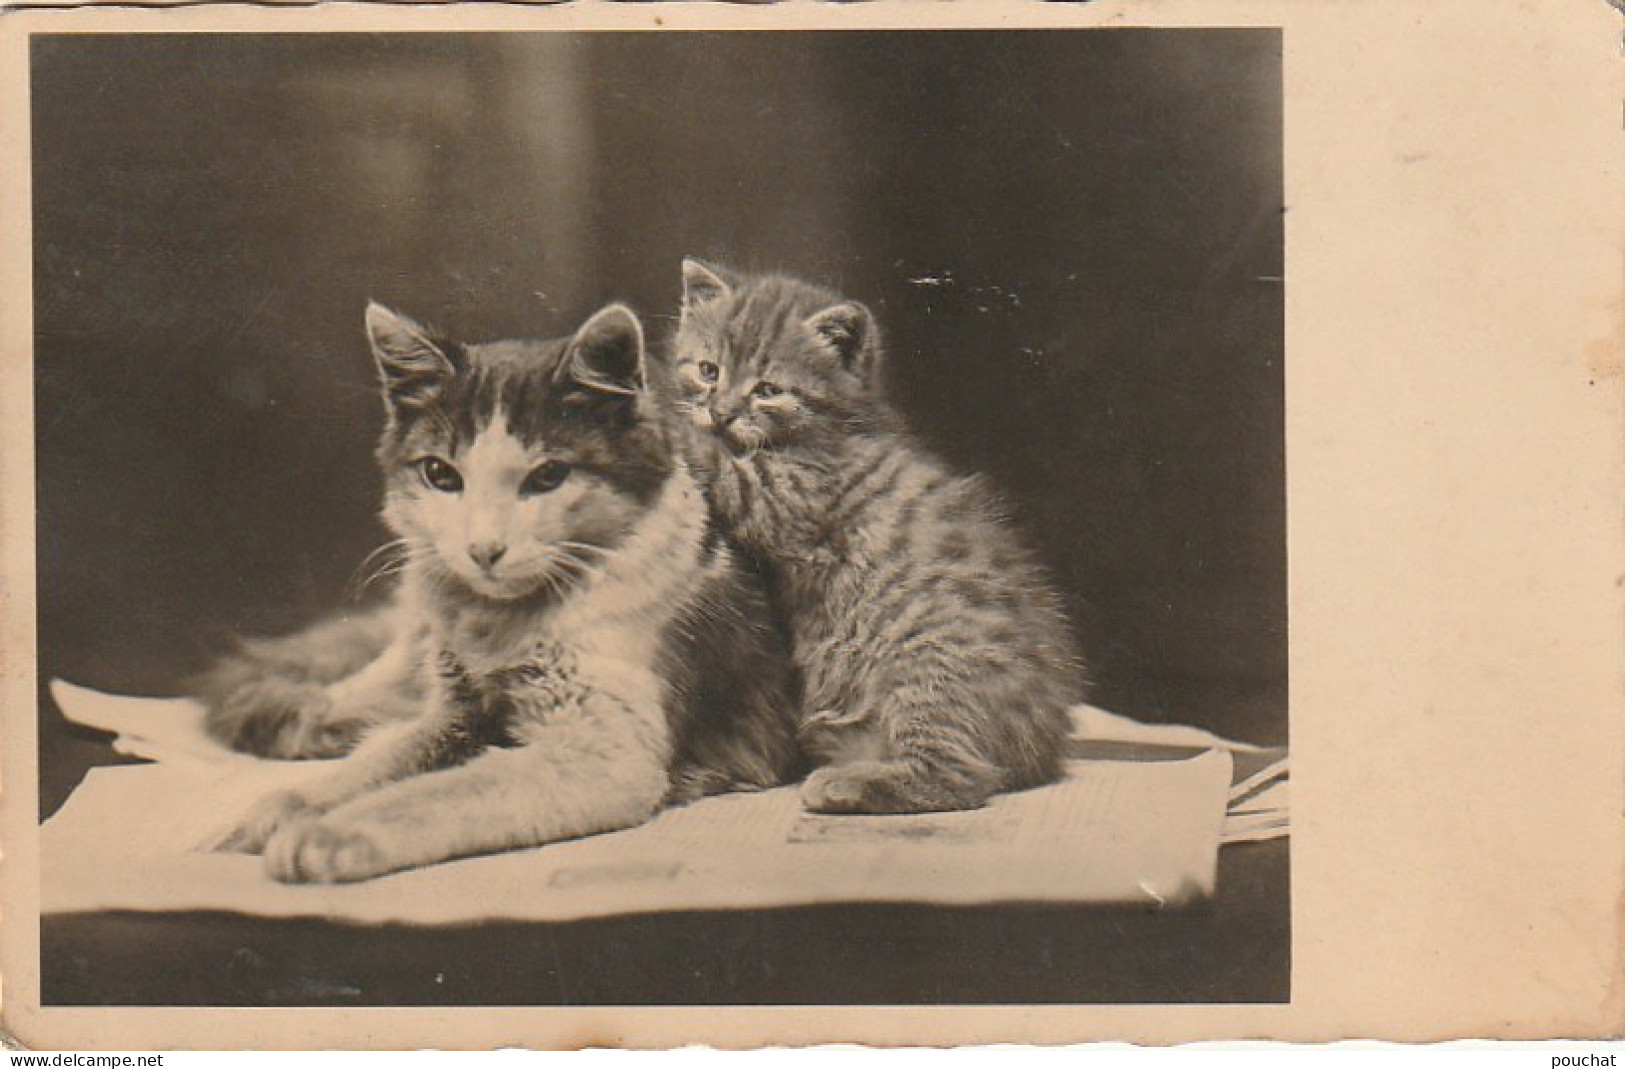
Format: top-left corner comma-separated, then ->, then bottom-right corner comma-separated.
28,27 -> 1287,1007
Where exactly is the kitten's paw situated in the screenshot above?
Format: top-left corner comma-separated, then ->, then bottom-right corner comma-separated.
207,790 -> 315,854
801,760 -> 993,814
262,820 -> 390,884
801,763 -> 888,813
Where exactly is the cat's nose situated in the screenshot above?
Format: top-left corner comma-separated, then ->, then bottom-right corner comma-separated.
468,541 -> 507,571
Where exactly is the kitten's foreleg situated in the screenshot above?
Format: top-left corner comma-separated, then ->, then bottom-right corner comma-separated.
799,687 -> 1006,814
798,637 -> 1075,813
261,695 -> 671,883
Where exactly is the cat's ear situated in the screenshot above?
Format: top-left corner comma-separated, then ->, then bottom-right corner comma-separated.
680,258 -> 733,311
805,301 -> 879,380
564,303 -> 645,397
366,302 -> 458,408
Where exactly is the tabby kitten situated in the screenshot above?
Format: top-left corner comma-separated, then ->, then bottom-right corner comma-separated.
206,301 -> 801,882
665,260 -> 1084,814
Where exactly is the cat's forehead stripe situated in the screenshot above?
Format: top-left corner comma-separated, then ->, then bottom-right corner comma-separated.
723,285 -> 807,372
437,347 -> 572,450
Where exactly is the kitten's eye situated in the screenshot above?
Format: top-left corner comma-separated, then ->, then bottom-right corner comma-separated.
416,456 -> 463,494
696,361 -> 720,384
752,381 -> 784,400
521,460 -> 572,496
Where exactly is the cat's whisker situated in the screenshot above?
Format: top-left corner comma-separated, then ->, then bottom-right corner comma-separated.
545,551 -> 601,584
354,538 -> 412,572
372,554 -> 418,578
536,552 -> 594,601
553,540 -> 612,559
351,561 -> 409,599
363,540 -> 431,591
530,565 -> 563,602
554,557 -> 602,583
344,539 -> 416,601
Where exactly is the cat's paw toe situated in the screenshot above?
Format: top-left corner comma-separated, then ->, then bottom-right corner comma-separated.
207,789 -> 313,854
264,821 -> 388,884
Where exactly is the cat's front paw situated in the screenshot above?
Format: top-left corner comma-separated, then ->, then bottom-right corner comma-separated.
263,820 -> 390,884
207,789 -> 315,854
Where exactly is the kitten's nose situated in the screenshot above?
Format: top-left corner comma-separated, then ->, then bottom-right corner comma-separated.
468,541 -> 507,571
710,400 -> 742,429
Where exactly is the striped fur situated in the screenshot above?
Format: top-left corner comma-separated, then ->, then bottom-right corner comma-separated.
664,261 -> 1085,813
203,302 -> 801,882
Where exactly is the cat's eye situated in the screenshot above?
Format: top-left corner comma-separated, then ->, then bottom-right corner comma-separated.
696,361 -> 720,384
752,381 -> 785,400
521,460 -> 571,496
417,456 -> 463,494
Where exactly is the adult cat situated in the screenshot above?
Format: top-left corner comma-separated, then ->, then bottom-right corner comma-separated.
664,260 -> 1085,814
204,301 -> 801,882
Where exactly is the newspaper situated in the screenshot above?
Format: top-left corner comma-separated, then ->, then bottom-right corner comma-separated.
41,681 -> 1253,923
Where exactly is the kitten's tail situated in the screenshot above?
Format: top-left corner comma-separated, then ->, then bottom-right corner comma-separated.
191,605 -> 400,759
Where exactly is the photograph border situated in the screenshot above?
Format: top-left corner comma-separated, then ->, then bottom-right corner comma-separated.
2,0 -> 1622,1049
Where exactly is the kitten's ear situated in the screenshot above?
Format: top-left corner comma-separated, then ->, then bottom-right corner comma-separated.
366,302 -> 458,407
564,303 -> 645,397
805,301 -> 879,380
681,258 -> 733,311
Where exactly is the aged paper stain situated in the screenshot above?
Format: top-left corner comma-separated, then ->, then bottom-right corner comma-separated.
1585,289 -> 1624,382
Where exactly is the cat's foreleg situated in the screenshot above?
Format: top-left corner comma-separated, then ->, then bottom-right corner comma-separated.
208,681 -> 462,853
260,694 -> 672,883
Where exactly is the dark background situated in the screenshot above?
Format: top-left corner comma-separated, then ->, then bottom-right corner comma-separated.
33,31 -> 1284,811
